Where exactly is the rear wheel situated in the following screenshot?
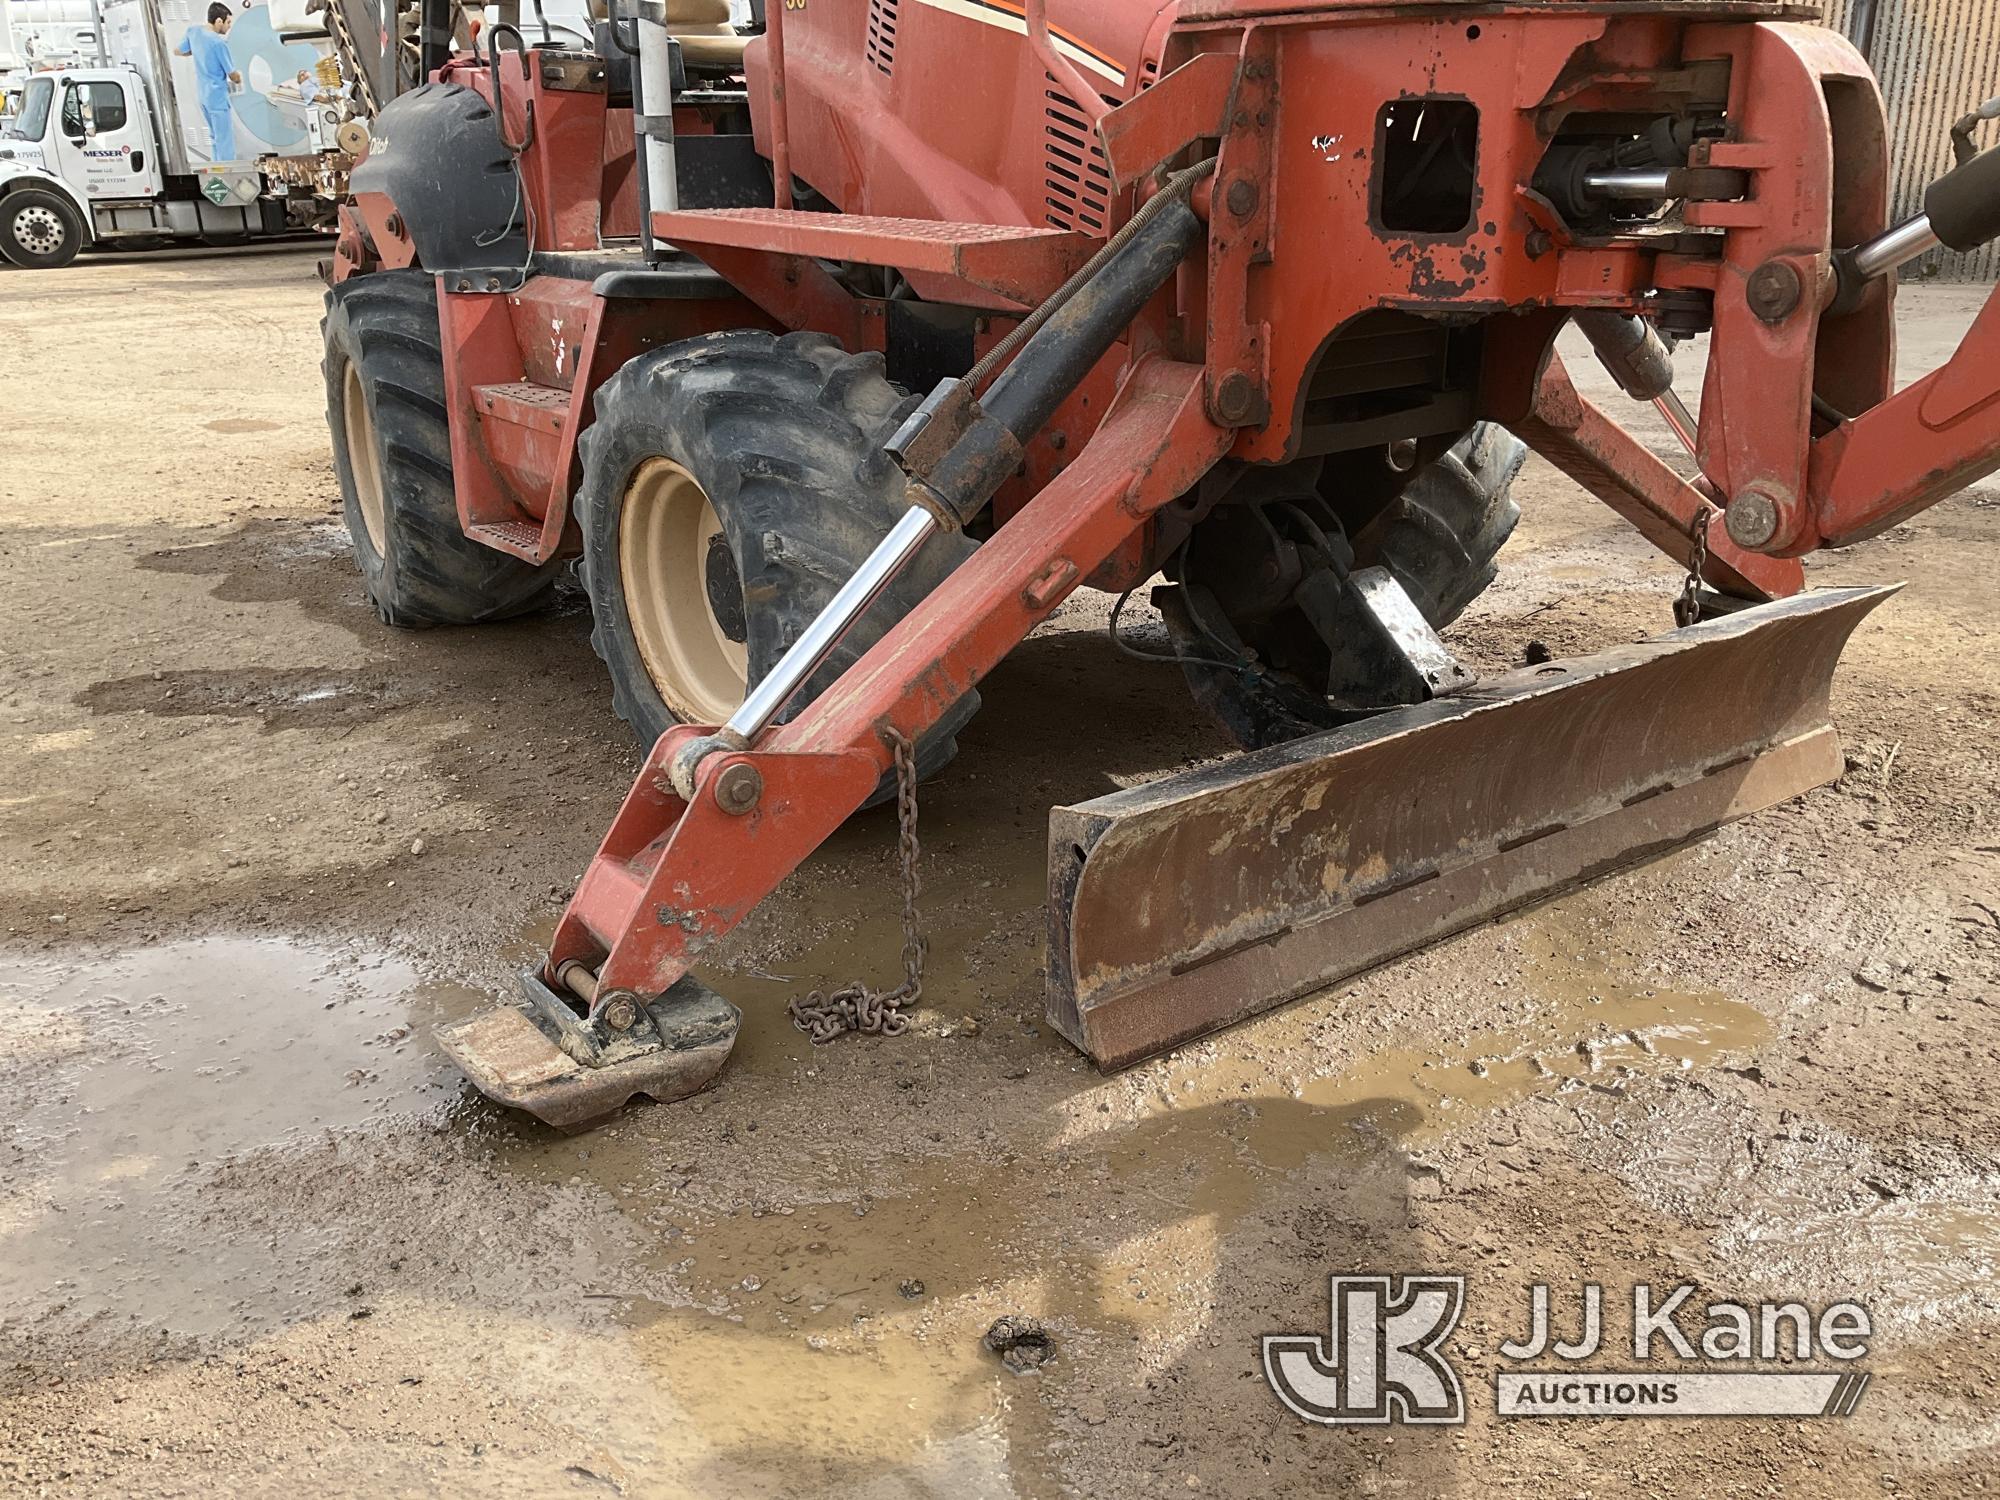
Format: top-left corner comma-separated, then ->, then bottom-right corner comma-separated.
323,270 -> 559,625
1351,422 -> 1525,629
576,329 -> 980,778
0,188 -> 84,270
1165,424 -> 1525,749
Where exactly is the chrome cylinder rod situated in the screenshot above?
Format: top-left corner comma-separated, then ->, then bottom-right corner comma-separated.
1849,213 -> 1940,279
1581,168 -> 1675,199
635,3 -> 679,217
1654,390 -> 1700,458
1574,310 -> 1700,461
723,505 -> 940,742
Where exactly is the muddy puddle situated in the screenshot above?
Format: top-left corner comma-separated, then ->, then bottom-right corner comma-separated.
1714,1197 -> 2000,1325
470,910 -> 1782,1485
1262,948 -> 1773,1124
0,899 -> 1786,1491
0,935 -> 477,1337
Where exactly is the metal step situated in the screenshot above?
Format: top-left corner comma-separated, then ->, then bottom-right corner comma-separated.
466,520 -> 544,558
651,208 -> 1094,304
471,380 -> 570,435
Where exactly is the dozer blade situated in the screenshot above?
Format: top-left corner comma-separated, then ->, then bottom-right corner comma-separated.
437,973 -> 740,1132
1046,585 -> 1897,1070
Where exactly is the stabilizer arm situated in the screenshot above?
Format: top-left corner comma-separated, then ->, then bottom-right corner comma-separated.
1806,277 -> 2000,548
1518,354 -> 1804,600
550,358 -> 1232,1005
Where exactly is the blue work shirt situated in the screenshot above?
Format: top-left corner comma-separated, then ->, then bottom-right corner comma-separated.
180,26 -> 235,110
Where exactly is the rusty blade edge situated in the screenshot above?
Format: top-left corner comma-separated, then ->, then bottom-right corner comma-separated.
1044,585 -> 1898,1070
1052,729 -> 1837,1070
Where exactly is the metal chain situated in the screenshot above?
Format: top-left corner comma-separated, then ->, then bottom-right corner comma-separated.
788,728 -> 927,1043
1674,505 -> 1714,628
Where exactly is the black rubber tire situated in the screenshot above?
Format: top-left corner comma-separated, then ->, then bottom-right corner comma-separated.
323,270 -> 559,626
1351,422 -> 1526,630
575,329 -> 981,779
1167,423 -> 1524,749
0,188 -> 85,270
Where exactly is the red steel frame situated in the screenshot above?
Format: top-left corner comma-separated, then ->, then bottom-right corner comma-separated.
334,0 -> 2000,1019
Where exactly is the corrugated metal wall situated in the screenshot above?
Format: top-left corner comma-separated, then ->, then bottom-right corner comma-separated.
1821,0 -> 2000,279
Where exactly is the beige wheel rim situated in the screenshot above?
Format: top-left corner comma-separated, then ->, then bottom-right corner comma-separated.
343,362 -> 388,557
619,457 -> 749,724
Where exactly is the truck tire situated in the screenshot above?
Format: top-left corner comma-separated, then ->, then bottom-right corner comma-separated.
323,270 -> 558,626
0,188 -> 84,270
575,330 -> 980,781
1165,424 -> 1524,749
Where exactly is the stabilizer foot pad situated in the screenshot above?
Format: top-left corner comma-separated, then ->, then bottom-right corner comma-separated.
438,977 -> 740,1132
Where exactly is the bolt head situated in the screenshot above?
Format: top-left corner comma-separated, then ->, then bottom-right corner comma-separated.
1214,371 -> 1256,425
1225,178 -> 1258,218
599,995 -> 641,1033
1725,486 -> 1782,550
713,760 -> 764,816
1746,260 -> 1803,323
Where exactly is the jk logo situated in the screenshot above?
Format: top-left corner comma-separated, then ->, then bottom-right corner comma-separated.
1263,1275 -> 1467,1425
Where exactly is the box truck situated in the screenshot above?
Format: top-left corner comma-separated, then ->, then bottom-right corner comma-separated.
0,0 -> 352,266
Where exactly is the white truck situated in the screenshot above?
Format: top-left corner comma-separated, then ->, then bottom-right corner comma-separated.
0,0 -> 348,267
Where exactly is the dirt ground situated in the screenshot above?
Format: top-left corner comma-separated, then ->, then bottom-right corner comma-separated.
2,244 -> 1997,1499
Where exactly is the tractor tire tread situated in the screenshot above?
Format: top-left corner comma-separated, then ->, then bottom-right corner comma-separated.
323,268 -> 558,627
1352,424 -> 1526,629
575,329 -> 977,786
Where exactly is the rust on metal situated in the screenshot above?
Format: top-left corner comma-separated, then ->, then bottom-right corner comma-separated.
1520,353 -> 1804,600
1046,585 -> 1898,1070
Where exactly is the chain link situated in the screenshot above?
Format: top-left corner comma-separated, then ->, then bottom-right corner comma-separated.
788,728 -> 927,1044
1674,505 -> 1715,628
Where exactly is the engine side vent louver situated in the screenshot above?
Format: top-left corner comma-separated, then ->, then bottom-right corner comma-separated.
1042,80 -> 1115,234
865,0 -> 899,74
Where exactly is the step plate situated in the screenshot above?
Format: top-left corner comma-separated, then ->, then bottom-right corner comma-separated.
1046,586 -> 1898,1071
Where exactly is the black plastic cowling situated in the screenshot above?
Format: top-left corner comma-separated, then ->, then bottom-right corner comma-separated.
349,82 -> 527,274
1925,143 -> 2000,253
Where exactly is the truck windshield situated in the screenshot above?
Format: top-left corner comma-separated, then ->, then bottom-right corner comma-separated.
6,78 -> 53,141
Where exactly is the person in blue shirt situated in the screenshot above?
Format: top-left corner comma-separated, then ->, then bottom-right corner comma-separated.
175,3 -> 242,164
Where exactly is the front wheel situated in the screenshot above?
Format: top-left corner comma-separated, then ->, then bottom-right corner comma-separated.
575,329 -> 980,780
0,189 -> 85,270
